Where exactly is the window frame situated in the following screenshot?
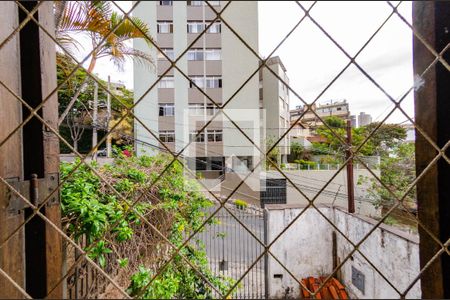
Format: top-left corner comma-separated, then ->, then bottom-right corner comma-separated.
189,131 -> 205,142
157,21 -> 173,33
159,0 -> 173,5
188,103 -> 205,116
159,103 -> 175,116
207,129 -> 223,142
158,76 -> 174,88
187,21 -> 205,33
159,130 -> 175,143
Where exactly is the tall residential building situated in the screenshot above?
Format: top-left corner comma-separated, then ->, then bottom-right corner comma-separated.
133,1 -> 260,177
350,115 -> 357,128
358,112 -> 373,127
290,99 -> 350,128
260,56 -> 290,164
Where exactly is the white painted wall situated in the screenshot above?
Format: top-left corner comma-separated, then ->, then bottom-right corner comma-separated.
221,1 -> 260,158
266,205 -> 421,299
172,1 -> 189,152
133,1 -> 158,156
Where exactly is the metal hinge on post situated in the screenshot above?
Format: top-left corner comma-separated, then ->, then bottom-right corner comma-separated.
6,173 -> 59,215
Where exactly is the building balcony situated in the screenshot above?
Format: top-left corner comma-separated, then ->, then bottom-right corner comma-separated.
188,87 -> 222,102
156,5 -> 173,20
187,33 -> 221,48
188,60 -> 222,76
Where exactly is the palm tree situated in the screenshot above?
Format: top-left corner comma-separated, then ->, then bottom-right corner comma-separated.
55,1 -> 153,125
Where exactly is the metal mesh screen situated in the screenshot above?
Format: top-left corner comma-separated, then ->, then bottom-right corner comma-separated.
0,1 -> 448,299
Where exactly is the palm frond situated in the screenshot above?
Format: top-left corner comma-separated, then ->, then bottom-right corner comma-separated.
56,31 -> 83,57
57,1 -> 110,34
109,12 -> 153,43
101,46 -> 154,71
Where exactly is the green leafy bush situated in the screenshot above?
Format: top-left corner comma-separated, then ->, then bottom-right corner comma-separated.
234,199 -> 248,210
61,153 -> 234,298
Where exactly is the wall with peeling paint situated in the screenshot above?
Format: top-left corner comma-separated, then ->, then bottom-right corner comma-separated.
266,205 -> 420,299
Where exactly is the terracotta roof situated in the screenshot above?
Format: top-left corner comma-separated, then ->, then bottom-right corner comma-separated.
301,276 -> 349,299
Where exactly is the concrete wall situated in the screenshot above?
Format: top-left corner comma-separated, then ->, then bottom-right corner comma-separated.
267,168 -> 381,218
266,205 -> 420,299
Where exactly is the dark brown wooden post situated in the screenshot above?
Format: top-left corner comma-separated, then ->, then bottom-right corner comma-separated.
0,2 -> 26,298
0,1 -> 63,298
346,119 -> 355,213
413,1 -> 450,298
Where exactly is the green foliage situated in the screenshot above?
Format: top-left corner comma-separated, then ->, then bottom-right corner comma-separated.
364,143 -> 416,209
57,53 -> 135,153
290,142 -> 304,160
61,153 -> 233,298
323,116 -> 346,129
265,136 -> 280,168
234,199 -> 248,210
313,117 -> 407,157
127,248 -> 236,299
294,159 -> 317,169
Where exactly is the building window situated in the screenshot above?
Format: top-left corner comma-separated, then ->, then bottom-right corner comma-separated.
187,1 -> 220,6
189,131 -> 205,142
159,103 -> 175,116
196,157 -> 207,171
187,49 -> 204,61
205,49 -> 221,60
189,103 -> 204,116
158,76 -> 174,88
159,1 -> 173,5
207,21 -> 221,33
210,157 -> 224,170
189,76 -> 222,88
337,107 -> 342,111
187,0 -> 203,6
157,48 -> 174,60
157,21 -> 173,33
159,130 -> 175,142
207,130 -> 222,142
279,97 -> 285,112
187,22 -> 204,33
187,49 -> 221,61
209,1 -> 221,6
189,77 -> 205,88
206,103 -> 219,115
206,76 -> 222,88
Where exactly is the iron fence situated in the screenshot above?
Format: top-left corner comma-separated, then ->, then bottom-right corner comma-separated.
198,204 -> 266,299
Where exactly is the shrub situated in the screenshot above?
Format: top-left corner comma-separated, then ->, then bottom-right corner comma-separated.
234,199 -> 248,210
61,153 -> 235,298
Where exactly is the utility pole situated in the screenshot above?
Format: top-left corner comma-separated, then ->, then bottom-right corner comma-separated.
92,81 -> 98,159
106,75 -> 112,157
346,119 -> 355,213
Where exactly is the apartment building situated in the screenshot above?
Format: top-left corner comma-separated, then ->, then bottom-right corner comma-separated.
260,56 -> 290,164
358,111 -> 373,127
290,99 -> 350,128
133,1 -> 260,177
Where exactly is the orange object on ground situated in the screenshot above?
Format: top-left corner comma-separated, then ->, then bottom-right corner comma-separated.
300,276 -> 349,299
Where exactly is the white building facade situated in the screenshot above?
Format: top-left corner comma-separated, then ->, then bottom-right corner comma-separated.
133,1 -> 260,177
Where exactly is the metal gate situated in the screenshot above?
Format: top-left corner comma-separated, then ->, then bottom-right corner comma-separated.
198,204 -> 267,299
261,178 -> 287,207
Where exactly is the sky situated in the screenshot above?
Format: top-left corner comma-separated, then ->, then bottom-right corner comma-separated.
91,1 -> 415,124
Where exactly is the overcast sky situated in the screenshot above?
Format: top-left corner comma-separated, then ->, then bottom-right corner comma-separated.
92,1 -> 414,124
